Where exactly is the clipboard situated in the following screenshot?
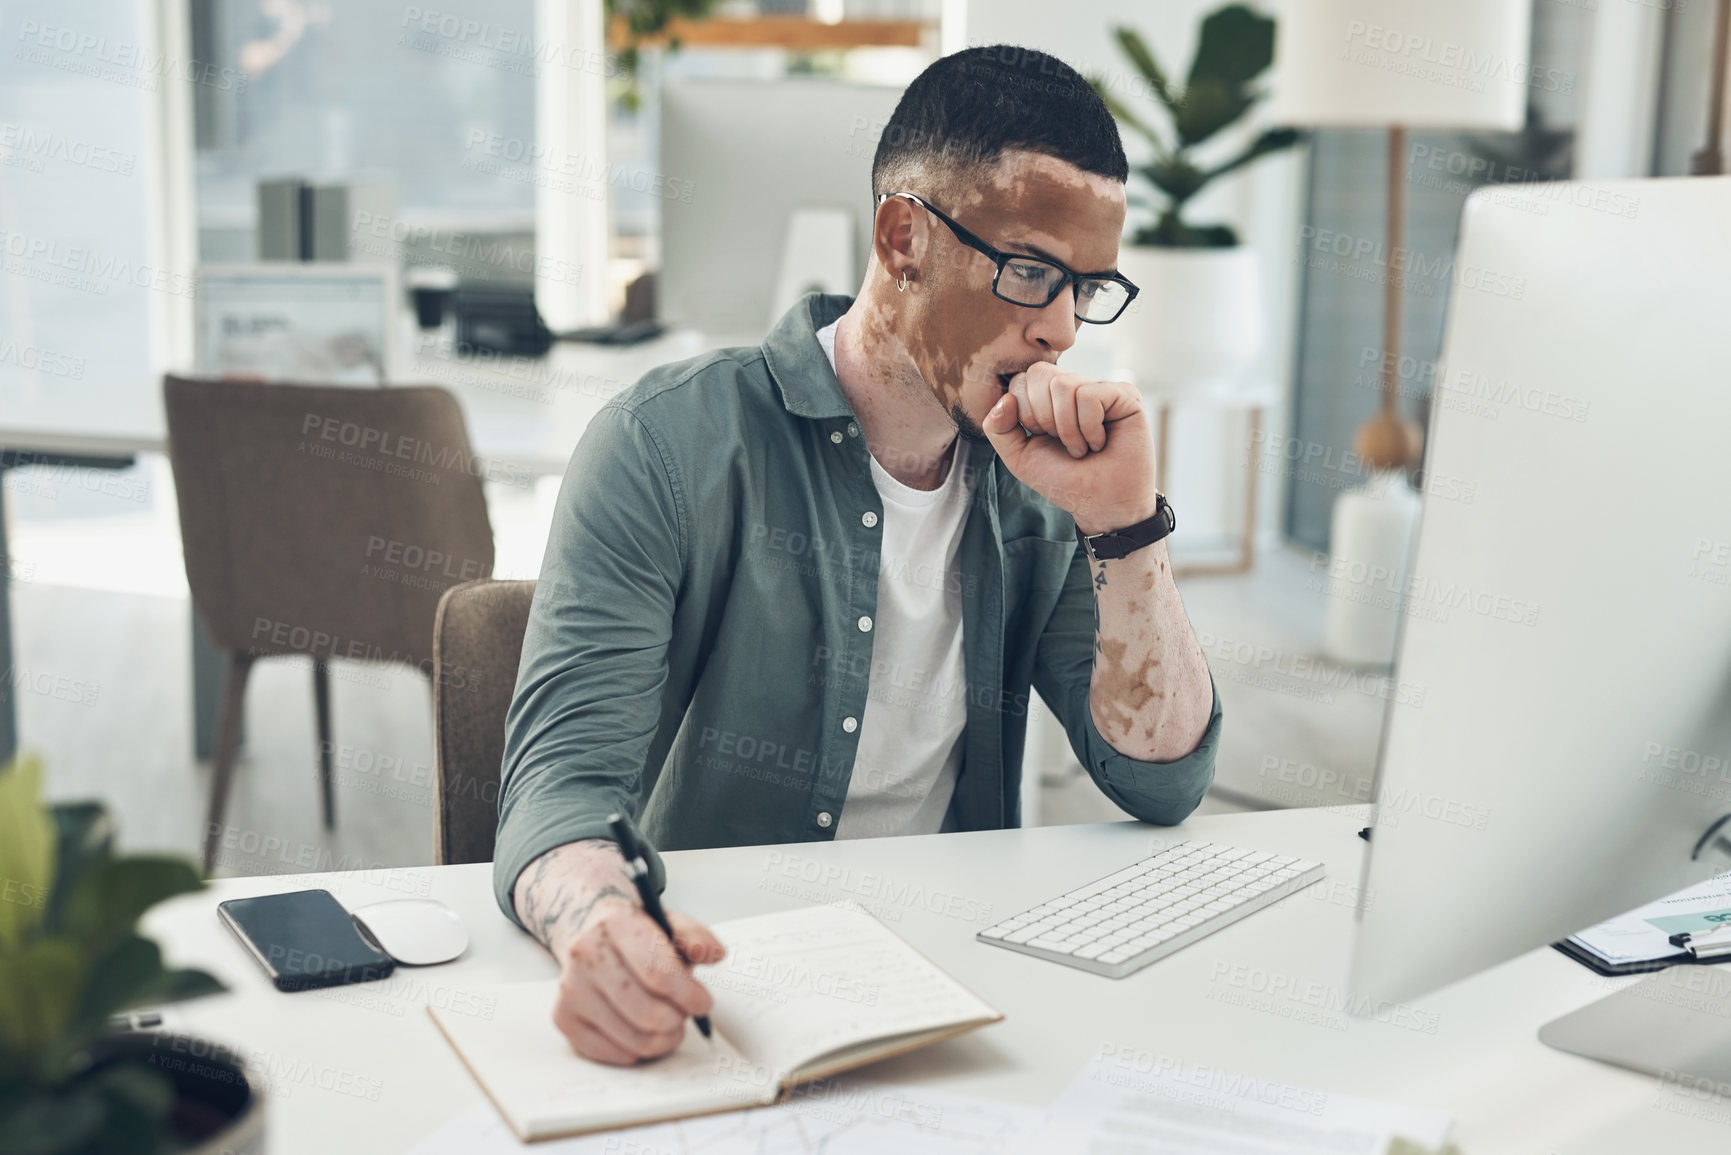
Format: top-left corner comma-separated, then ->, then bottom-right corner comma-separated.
1550,937 -> 1696,977
1554,915 -> 1731,976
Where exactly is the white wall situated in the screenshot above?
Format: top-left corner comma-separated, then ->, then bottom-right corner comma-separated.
956,0 -> 1308,552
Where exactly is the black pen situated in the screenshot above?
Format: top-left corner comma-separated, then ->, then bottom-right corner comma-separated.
607,813 -> 712,1041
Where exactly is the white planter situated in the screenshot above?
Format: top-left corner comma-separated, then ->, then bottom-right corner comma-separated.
1323,469 -> 1421,668
1109,245 -> 1264,402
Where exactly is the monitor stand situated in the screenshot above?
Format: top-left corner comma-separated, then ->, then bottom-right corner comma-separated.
1540,964 -> 1731,1085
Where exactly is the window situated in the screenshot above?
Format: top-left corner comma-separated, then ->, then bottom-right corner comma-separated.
190,0 -> 538,261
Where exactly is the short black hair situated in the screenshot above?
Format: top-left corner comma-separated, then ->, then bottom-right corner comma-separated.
871,45 -> 1128,197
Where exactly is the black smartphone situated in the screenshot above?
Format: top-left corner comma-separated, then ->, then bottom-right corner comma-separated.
217,889 -> 396,992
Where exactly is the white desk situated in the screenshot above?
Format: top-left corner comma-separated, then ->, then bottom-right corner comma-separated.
393,323 -> 760,480
0,324 -> 752,482
139,806 -> 1714,1154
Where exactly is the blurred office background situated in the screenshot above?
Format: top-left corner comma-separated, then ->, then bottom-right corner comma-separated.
1,0 -> 1725,874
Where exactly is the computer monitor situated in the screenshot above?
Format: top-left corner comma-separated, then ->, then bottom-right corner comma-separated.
195,263 -> 400,384
658,76 -> 903,334
1348,175 -> 1731,1075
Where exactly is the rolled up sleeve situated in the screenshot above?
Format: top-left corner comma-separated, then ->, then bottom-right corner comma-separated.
492,404 -> 681,927
1031,546 -> 1222,826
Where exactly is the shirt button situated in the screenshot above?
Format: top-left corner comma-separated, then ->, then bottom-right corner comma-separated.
857,615 -> 873,633
847,422 -> 859,437
861,511 -> 878,528
830,430 -> 844,444
842,716 -> 858,733
817,811 -> 833,828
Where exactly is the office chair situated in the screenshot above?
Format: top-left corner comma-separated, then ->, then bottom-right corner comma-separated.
163,376 -> 495,873
430,579 -> 536,865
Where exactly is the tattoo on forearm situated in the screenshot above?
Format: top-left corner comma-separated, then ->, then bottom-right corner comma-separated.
1093,562 -> 1107,654
535,885 -> 632,951
519,839 -> 633,952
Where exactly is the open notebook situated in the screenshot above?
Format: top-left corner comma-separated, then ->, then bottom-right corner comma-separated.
430,903 -> 1003,1142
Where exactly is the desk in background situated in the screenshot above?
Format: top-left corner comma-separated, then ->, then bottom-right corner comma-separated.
0,324 -> 747,763
140,806 -> 1704,1155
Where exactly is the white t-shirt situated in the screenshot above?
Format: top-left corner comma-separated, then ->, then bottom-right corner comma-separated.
814,320 -> 974,838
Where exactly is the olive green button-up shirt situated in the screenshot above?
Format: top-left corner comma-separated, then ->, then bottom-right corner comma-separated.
493,292 -> 1222,921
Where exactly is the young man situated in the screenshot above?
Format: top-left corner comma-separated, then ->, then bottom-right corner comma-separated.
495,45 -> 1222,1065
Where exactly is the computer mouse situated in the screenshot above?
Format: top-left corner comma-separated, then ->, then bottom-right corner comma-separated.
350,899 -> 468,966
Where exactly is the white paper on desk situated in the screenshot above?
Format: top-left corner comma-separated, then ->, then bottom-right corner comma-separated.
407,1080 -> 1044,1155
1567,870 -> 1731,965
1021,1056 -> 1452,1154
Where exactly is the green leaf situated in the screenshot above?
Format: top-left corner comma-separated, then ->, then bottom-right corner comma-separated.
0,939 -> 84,1056
0,1035 -> 30,1085
0,755 -> 55,948
1173,75 -> 1257,148
1201,126 -> 1304,185
71,936 -> 167,1035
59,859 -> 204,951
43,804 -> 113,936
1112,26 -> 1177,113
71,935 -> 226,1039
1141,157 -> 1208,203
1186,3 -> 1278,93
0,1087 -> 106,1155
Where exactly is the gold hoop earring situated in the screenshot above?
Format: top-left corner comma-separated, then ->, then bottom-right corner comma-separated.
896,272 -> 910,292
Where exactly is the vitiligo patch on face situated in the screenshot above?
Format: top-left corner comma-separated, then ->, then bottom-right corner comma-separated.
899,152 -> 1125,434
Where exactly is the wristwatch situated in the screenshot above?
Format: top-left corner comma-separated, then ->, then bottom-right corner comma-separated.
1076,494 -> 1176,561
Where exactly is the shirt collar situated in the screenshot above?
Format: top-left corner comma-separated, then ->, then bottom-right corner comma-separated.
762,291 -> 859,420
758,289 -> 1004,474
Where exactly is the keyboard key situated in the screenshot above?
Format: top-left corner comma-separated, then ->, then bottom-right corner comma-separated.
1074,943 -> 1109,960
1003,926 -> 1042,944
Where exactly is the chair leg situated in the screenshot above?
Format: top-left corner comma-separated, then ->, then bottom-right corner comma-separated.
202,652 -> 256,876
314,659 -> 335,830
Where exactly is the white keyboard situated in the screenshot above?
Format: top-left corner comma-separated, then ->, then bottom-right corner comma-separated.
977,840 -> 1325,979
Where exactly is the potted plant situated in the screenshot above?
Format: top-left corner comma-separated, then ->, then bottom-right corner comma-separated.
0,754 -> 262,1154
1092,4 -> 1301,400
606,0 -> 724,111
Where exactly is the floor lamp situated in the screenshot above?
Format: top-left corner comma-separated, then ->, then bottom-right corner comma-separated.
1694,0 -> 1731,176
1269,0 -> 1532,665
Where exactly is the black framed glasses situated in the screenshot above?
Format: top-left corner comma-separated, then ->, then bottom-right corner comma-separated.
877,191 -> 1139,324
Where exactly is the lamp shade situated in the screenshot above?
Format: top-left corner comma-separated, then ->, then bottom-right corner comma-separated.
1268,0 -> 1532,130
